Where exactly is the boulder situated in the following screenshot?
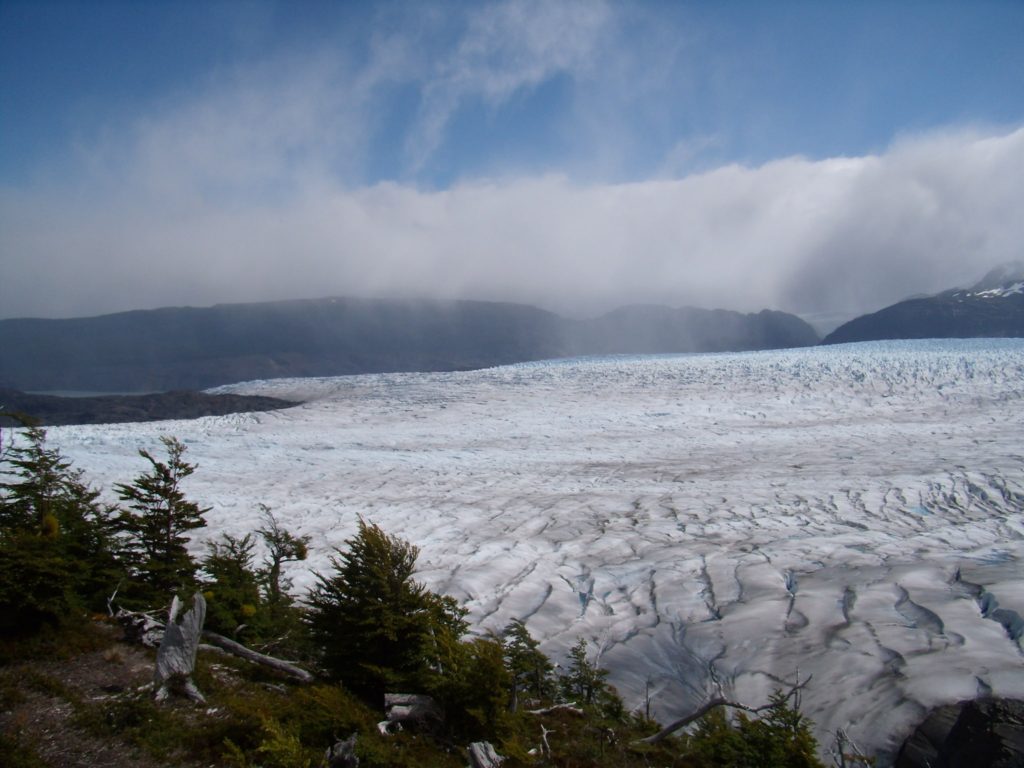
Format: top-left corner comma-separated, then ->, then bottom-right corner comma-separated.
896,698 -> 1024,768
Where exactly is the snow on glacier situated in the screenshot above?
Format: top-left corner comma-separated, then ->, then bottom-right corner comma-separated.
46,339 -> 1024,764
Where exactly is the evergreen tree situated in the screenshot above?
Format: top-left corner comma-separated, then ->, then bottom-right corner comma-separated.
255,504 -> 309,612
305,518 -> 467,704
560,637 -> 610,706
0,426 -> 120,630
201,532 -> 264,639
443,636 -> 512,739
198,507 -> 311,650
687,690 -> 824,767
114,436 -> 209,603
739,690 -> 823,767
503,618 -> 554,710
1,427 -> 105,530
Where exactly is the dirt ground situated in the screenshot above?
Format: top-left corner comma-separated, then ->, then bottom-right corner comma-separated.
0,621 -> 209,768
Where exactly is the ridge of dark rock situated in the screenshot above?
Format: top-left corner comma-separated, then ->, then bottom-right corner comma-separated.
822,264 -> 1024,345
0,296 -> 818,393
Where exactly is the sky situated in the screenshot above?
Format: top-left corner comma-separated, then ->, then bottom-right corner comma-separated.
1,0 -> 1023,328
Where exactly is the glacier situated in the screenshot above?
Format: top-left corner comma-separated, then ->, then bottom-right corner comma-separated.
45,339 -> 1024,764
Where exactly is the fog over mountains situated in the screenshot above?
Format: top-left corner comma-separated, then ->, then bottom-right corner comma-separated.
824,262 -> 1024,345
0,298 -> 818,393
5,261 -> 1023,399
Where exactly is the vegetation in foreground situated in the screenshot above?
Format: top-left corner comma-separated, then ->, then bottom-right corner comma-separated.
0,418 -> 829,767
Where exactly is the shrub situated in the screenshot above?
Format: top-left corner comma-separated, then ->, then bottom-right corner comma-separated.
0,427 -> 121,630
305,518 -> 467,704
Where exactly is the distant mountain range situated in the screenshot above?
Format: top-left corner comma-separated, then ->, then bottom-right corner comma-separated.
0,388 -> 295,427
823,262 -> 1024,345
0,298 -> 819,393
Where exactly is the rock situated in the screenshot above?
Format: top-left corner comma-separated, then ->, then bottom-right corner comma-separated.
380,693 -> 443,734
323,733 -> 359,768
895,698 -> 1024,768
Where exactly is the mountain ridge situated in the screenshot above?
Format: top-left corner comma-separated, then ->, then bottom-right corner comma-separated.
0,296 -> 818,393
823,262 -> 1024,345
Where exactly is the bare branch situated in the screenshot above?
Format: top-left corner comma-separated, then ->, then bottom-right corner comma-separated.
201,630 -> 316,683
527,702 -> 585,716
638,675 -> 812,745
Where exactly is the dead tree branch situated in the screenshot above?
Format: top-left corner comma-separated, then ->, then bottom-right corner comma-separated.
201,630 -> 316,683
638,675 -> 812,745
527,702 -> 585,716
109,588 -> 315,683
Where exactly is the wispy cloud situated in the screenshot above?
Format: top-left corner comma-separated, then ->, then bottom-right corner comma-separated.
403,0 -> 612,172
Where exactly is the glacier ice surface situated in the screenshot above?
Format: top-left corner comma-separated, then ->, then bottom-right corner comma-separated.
45,339 -> 1024,764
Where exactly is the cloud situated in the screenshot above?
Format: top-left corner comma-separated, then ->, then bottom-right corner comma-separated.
404,0 -> 613,171
1,2 -> 1021,325
2,118 -> 1022,323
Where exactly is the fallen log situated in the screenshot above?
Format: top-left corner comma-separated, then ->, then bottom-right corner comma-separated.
527,702 -> 585,716
200,630 -> 315,683
109,588 -> 315,684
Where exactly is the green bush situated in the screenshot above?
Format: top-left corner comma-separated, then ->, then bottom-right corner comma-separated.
0,427 -> 122,629
685,691 -> 824,768
305,518 -> 467,704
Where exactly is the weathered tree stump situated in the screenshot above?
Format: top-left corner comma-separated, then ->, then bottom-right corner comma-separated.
154,593 -> 206,703
467,741 -> 504,768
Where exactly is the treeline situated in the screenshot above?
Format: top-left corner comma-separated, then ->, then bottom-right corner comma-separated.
0,421 -> 827,767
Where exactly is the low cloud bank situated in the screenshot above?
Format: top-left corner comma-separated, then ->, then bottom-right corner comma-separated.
2,126 -> 1021,322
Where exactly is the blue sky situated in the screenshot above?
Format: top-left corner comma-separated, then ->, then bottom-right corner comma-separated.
2,0 -> 1023,324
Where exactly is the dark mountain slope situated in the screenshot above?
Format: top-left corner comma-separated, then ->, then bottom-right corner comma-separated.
0,298 -> 567,392
0,296 -> 818,393
566,305 -> 819,355
0,388 -> 297,427
823,263 -> 1024,345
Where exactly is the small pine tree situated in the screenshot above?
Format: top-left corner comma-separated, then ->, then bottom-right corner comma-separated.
114,436 -> 209,604
0,426 -> 110,533
305,518 -> 467,704
443,636 -> 512,739
687,690 -> 825,768
739,690 -> 823,767
503,618 -> 554,710
560,637 -> 610,706
255,504 -> 309,612
201,532 -> 264,639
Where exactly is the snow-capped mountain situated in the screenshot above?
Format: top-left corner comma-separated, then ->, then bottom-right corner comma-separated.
951,261 -> 1024,299
44,340 -> 1024,765
824,262 -> 1024,344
